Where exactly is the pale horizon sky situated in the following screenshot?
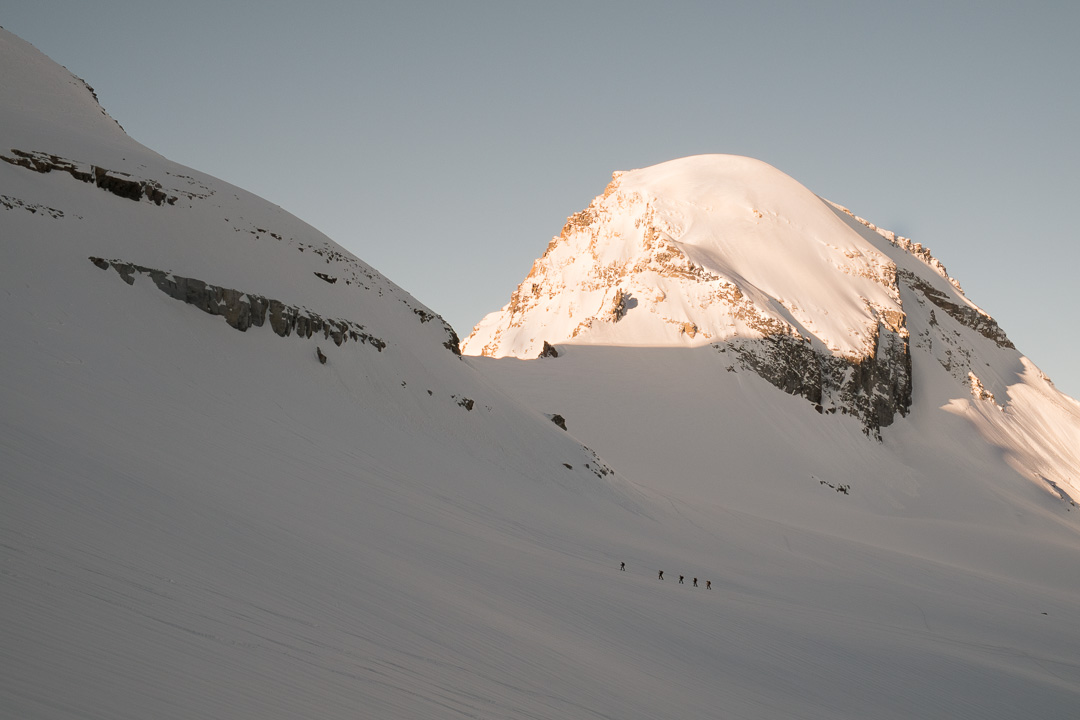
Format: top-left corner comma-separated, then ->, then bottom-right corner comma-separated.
4,1 -> 1079,399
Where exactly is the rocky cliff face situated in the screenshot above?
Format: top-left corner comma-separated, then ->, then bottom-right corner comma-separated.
716,321 -> 912,439
462,155 -> 1018,437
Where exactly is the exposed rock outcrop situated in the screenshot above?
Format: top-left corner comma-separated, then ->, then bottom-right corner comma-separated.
89,257 -> 387,350
829,201 -> 964,293
1,193 -> 66,218
3,149 -> 178,205
718,318 -> 912,438
538,341 -> 560,358
898,269 -> 1013,349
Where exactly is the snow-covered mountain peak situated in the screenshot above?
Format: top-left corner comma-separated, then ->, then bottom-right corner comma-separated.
463,154 -> 1031,435
464,154 -> 908,361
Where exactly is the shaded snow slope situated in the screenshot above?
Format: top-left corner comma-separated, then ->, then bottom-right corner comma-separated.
4,28 -> 1080,720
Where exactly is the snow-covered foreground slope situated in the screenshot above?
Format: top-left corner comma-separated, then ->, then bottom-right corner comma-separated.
4,28 -> 1080,719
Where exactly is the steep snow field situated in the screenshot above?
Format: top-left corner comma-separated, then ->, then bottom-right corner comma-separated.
3,28 -> 1080,720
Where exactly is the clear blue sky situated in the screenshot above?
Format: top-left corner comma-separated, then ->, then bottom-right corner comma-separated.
5,1 -> 1078,399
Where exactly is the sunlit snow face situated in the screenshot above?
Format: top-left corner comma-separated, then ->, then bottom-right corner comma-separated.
464,154 -> 906,361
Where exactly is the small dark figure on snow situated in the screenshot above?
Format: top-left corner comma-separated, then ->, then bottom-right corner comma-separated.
658,570 -> 664,580
679,575 -> 684,584
693,578 -> 698,587
620,562 -> 625,571
706,580 -> 711,590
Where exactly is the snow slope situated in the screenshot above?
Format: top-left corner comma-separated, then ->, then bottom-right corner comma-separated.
4,28 -> 1080,720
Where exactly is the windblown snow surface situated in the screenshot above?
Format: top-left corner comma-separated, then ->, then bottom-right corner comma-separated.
3,27 -> 1080,720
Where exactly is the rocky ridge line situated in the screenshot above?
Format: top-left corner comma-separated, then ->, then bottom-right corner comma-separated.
898,269 -> 1012,350
829,201 -> 964,293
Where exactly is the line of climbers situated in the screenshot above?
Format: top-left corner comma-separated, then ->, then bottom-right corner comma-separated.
621,562 -> 711,590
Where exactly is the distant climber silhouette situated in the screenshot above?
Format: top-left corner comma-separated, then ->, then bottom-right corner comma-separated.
693,577 -> 698,587
679,575 -> 684,584
658,570 -> 664,580
706,580 -> 711,590
620,562 -> 625,571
